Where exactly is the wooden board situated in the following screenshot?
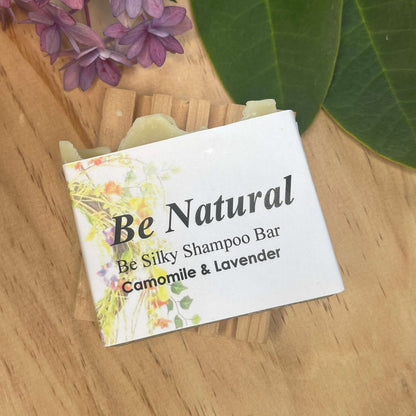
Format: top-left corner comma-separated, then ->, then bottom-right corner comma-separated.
2,2 -> 416,415
73,89 -> 271,343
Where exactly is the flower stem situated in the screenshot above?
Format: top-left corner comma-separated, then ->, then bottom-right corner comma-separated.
84,1 -> 91,27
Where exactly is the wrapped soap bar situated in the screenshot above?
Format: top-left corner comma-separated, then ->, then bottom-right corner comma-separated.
61,100 -> 343,346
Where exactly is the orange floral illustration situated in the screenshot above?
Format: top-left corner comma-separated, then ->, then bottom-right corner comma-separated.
154,319 -> 171,329
89,157 -> 103,166
104,180 -> 122,195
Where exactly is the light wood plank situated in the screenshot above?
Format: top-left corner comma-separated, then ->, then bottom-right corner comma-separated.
98,88 -> 137,150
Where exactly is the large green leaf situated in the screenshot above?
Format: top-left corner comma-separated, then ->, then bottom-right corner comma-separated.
191,0 -> 343,133
324,0 -> 416,167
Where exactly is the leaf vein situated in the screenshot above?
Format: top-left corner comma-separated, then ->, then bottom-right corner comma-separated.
360,1 -> 402,10
355,0 -> 416,137
373,28 -> 416,35
263,0 -> 283,101
239,64 -> 276,86
232,1 -> 263,22
334,44 -> 372,78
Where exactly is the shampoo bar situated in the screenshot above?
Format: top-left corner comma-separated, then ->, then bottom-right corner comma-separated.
61,102 -> 343,346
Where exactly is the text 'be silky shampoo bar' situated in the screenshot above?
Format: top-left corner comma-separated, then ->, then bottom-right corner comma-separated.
63,111 -> 344,346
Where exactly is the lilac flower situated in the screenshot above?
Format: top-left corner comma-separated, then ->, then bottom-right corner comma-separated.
4,0 -> 192,91
0,0 -> 15,30
110,0 -> 164,19
34,0 -> 85,10
33,0 -> 50,7
28,0 -> 84,11
112,6 -> 192,67
61,0 -> 84,10
22,2 -> 104,62
0,0 -> 10,9
14,0 -> 39,12
62,46 -> 131,91
103,21 -> 129,39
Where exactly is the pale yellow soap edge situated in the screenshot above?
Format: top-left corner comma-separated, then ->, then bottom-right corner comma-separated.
117,114 -> 187,151
241,99 -> 277,120
59,100 -> 278,164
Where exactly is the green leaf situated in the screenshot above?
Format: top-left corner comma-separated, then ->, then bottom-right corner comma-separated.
170,281 -> 187,295
167,299 -> 173,312
191,0 -> 343,132
174,315 -> 183,328
191,314 -> 201,325
179,295 -> 193,310
143,162 -> 157,177
324,0 -> 416,168
125,170 -> 136,184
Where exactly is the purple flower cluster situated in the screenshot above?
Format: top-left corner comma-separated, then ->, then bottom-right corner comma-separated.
105,6 -> 191,67
3,0 -> 192,90
22,2 -> 103,62
111,0 -> 164,19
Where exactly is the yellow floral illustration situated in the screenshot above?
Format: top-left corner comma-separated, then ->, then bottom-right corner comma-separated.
65,153 -> 200,345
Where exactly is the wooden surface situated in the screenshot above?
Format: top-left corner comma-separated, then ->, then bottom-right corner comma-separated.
1,2 -> 416,415
73,90 -> 271,343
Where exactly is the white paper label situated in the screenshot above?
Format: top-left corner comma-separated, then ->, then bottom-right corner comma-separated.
63,111 -> 343,346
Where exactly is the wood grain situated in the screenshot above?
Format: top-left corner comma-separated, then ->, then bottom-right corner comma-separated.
73,90 -> 272,343
1,1 -> 416,415
74,88 -> 138,321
